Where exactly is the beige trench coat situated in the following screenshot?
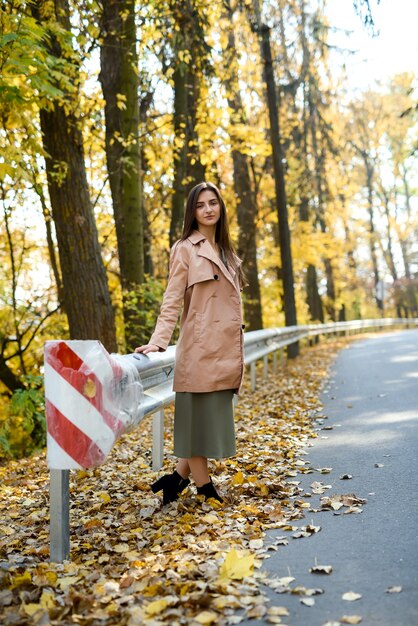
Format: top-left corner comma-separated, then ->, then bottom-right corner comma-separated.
149,230 -> 245,394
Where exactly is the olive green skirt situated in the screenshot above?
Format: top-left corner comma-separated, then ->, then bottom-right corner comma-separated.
174,390 -> 236,459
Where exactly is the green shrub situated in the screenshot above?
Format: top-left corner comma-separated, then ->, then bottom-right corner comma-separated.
0,375 -> 45,460
124,275 -> 179,348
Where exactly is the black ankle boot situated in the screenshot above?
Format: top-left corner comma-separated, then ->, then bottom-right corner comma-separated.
151,470 -> 190,505
196,480 -> 223,502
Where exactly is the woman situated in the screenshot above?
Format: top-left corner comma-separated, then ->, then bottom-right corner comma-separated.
135,182 -> 245,504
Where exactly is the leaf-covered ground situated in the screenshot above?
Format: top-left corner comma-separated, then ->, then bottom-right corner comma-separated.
0,339 -> 354,626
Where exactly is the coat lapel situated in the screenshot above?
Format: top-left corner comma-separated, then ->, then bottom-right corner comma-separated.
187,230 -> 241,292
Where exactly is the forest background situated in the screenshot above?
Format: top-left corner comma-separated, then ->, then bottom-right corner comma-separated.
0,0 -> 417,460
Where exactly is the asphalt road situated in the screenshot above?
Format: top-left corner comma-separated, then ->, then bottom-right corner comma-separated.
242,329 -> 418,626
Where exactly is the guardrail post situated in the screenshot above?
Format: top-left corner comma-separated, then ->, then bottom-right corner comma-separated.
50,469 -> 70,562
263,355 -> 268,378
280,348 -> 284,366
273,350 -> 277,372
152,408 -> 164,471
251,362 -> 256,390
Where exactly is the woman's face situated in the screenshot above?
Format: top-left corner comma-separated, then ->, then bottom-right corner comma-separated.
195,189 -> 221,229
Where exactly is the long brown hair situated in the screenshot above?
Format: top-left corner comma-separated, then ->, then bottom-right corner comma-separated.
181,182 -> 246,287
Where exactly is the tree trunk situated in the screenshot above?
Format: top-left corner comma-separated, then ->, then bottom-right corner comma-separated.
42,204 -> 64,306
294,7 -> 324,325
299,195 -> 324,323
186,71 -> 206,187
306,264 -> 324,323
399,166 -> 412,280
223,0 -> 263,330
253,7 -> 298,355
140,90 -> 155,276
169,1 -> 206,247
380,189 -> 398,281
323,258 -> 336,321
342,201 -> 357,272
232,148 -> 263,330
32,175 -> 65,307
399,239 -> 411,281
142,209 -> 154,276
99,0 -> 144,351
0,355 -> 25,395
365,163 -> 383,313
35,0 -> 117,352
306,76 -> 336,320
170,55 -> 188,246
399,170 -> 417,315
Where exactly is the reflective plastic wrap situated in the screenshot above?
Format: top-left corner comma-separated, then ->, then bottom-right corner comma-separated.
44,340 -> 144,469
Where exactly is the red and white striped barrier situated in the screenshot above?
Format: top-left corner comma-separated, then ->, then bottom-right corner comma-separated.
44,340 -> 143,469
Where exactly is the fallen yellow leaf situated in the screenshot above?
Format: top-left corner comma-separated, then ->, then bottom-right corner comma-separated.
145,598 -> 168,616
57,575 -> 81,590
194,610 -> 219,624
39,590 -> 55,609
242,504 -> 260,515
98,492 -> 111,503
143,582 -> 163,597
218,548 -> 255,582
113,543 -> 130,553
268,606 -> 289,616
105,602 -> 119,614
45,571 -> 58,586
232,471 -> 245,485
22,590 -> 55,615
10,571 -> 32,589
22,603 -> 44,617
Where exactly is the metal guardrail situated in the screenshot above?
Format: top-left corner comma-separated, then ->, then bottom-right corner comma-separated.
49,317 -> 417,561
127,317 -> 418,469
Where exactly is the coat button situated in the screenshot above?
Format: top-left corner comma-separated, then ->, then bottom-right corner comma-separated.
213,274 -> 219,280
241,324 -> 246,330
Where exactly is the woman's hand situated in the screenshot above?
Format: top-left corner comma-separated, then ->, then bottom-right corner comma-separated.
134,344 -> 160,355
